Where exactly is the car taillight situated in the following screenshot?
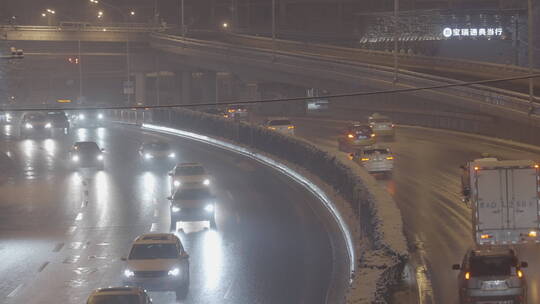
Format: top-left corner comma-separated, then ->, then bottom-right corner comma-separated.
361,158 -> 370,161
480,234 -> 492,239
371,134 -> 376,138
386,156 -> 394,160
288,125 -> 295,129
517,270 -> 523,278
465,272 -> 470,280
347,134 -> 354,139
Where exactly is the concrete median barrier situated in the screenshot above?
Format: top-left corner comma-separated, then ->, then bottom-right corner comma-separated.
111,108 -> 408,303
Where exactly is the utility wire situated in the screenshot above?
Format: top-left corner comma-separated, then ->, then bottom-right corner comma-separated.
1,72 -> 540,112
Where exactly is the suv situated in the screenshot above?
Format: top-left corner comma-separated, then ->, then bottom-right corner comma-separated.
70,141 -> 105,170
169,163 -> 210,194
368,113 -> 395,139
123,233 -> 190,300
452,248 -> 528,304
169,187 -> 217,230
20,112 -> 53,138
87,287 -> 152,304
46,110 -> 70,134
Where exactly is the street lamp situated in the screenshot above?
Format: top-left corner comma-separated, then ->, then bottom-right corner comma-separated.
41,9 -> 56,26
97,11 -> 104,19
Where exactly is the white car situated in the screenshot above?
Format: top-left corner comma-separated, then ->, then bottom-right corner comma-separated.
169,187 -> 217,230
122,233 -> 189,300
265,118 -> 295,135
351,146 -> 394,176
169,163 -> 210,193
86,286 -> 152,304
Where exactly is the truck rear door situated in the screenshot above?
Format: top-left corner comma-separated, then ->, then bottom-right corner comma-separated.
507,167 -> 539,229
476,168 -> 505,230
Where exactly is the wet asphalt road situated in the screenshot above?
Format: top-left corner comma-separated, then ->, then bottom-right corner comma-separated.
0,123 -> 332,304
293,115 -> 540,304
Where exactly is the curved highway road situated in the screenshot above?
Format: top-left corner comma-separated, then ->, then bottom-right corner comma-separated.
0,123 -> 333,304
293,115 -> 540,303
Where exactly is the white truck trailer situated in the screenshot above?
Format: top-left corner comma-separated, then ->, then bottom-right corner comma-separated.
461,158 -> 540,245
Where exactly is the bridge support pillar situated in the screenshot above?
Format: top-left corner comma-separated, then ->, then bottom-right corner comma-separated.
135,72 -> 146,105
180,71 -> 192,104
202,71 -> 217,104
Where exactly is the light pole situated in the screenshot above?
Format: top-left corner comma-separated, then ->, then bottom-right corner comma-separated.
89,0 -> 135,104
393,0 -> 399,83
527,0 -> 535,111
179,0 -> 185,38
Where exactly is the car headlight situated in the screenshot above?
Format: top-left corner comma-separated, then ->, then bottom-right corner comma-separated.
144,153 -> 153,159
203,179 -> 210,186
124,269 -> 135,278
79,114 -> 85,120
25,123 -> 33,129
97,114 -> 104,119
6,113 -> 11,119
168,152 -> 176,158
173,180 -> 181,187
72,155 -> 79,162
171,206 -> 181,213
168,268 -> 180,276
45,123 -> 52,128
97,154 -> 104,161
204,204 -> 214,212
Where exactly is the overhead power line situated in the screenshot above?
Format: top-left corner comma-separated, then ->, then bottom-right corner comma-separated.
1,73 -> 539,112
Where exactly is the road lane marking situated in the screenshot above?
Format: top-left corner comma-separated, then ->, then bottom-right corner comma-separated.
150,223 -> 158,232
37,261 -> 49,273
53,242 -> 65,252
415,235 -> 435,304
224,277 -> 236,300
66,225 -> 78,235
7,283 -> 24,298
75,212 -> 83,221
63,255 -> 81,264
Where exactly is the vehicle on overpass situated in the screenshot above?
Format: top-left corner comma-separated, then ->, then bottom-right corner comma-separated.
169,163 -> 210,194
19,112 -> 53,138
0,111 -> 13,124
350,145 -> 394,177
71,110 -> 105,128
226,104 -> 249,121
461,158 -> 540,245
45,110 -> 70,134
201,108 -> 229,118
70,141 -> 105,170
86,286 -> 153,304
169,187 -> 217,230
122,233 -> 189,300
337,123 -> 376,152
368,113 -> 395,139
452,248 -> 528,304
139,142 -> 176,164
264,117 -> 295,135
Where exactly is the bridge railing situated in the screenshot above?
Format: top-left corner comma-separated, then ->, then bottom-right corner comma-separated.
0,24 -> 166,33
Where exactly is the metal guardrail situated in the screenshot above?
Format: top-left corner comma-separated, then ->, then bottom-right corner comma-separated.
0,25 -> 166,33
225,33 -> 540,85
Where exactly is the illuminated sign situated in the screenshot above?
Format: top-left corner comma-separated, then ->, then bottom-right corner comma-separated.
442,27 -> 503,38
